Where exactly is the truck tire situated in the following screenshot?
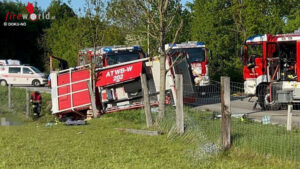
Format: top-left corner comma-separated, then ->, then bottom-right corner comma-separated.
32,79 -> 41,87
257,84 -> 279,110
0,80 -> 7,86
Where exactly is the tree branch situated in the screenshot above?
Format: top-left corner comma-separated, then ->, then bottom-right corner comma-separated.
166,52 -> 185,73
165,19 -> 183,54
135,0 -> 160,31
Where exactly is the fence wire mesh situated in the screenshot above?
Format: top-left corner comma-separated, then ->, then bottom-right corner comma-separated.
0,86 -> 27,114
179,79 -> 300,163
0,86 -> 52,123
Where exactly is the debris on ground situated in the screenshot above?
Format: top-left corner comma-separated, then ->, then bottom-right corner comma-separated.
116,128 -> 161,136
65,119 -> 87,126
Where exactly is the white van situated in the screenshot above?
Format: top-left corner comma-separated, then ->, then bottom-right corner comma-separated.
0,65 -> 47,86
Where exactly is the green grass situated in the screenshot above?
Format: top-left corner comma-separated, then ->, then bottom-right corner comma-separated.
0,87 -> 299,168
0,109 -> 299,168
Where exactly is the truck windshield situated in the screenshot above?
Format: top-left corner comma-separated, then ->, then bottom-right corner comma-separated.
30,66 -> 42,73
247,44 -> 262,58
106,52 -> 141,65
245,44 -> 263,65
171,48 -> 205,63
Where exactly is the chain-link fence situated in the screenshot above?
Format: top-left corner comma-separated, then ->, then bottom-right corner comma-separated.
0,86 -> 52,124
178,78 -> 300,163
0,86 -> 27,114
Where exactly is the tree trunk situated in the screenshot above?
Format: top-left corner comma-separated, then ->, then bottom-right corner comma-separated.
158,53 -> 166,119
158,25 -> 166,119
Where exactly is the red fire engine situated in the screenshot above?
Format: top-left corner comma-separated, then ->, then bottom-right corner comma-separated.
50,45 -> 198,119
243,31 -> 300,109
50,46 -> 179,118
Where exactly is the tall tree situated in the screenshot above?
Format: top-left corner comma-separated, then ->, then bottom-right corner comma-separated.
107,0 -> 184,118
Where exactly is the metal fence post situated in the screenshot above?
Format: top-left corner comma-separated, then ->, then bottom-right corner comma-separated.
8,84 -> 11,109
175,74 -> 184,134
26,88 -> 30,118
287,104 -> 292,131
141,74 -> 153,127
221,76 -> 231,150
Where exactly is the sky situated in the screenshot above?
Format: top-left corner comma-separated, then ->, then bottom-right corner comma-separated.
11,0 -> 193,14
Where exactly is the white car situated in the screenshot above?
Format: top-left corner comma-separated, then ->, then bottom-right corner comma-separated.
0,65 -> 47,86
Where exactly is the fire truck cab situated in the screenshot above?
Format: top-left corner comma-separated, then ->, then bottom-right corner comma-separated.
243,32 -> 300,109
78,46 -> 145,67
165,41 -> 210,86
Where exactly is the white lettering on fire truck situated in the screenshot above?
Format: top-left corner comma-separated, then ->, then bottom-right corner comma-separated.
105,66 -> 134,83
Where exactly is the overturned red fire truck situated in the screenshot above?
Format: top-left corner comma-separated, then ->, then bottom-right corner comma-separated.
50,45 -> 196,119
243,31 -> 300,109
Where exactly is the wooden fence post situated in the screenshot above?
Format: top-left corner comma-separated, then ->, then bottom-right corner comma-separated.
87,80 -> 98,118
8,84 -> 11,109
26,88 -> 30,118
221,76 -> 231,150
175,74 -> 184,134
141,74 -> 153,127
287,104 -> 292,131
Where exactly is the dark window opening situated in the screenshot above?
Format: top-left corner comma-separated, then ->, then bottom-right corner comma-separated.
106,52 -> 142,65
171,48 -> 206,63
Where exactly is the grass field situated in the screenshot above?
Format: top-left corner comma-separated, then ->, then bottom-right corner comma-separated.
0,87 -> 299,168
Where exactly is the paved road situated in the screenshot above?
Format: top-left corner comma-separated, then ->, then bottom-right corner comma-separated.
193,97 -> 300,127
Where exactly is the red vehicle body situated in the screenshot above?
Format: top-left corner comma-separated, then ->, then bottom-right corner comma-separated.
50,65 -> 94,117
51,46 -> 166,118
243,31 -> 300,109
51,45 -> 197,119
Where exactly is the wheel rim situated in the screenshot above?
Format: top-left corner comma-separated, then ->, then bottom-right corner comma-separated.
0,81 -> 6,86
34,81 -> 40,86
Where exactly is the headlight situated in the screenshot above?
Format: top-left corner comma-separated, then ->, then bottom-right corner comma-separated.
192,67 -> 202,76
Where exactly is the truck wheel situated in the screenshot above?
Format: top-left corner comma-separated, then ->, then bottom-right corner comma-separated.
32,80 -> 41,87
257,84 -> 278,110
257,84 -> 268,110
0,80 -> 7,86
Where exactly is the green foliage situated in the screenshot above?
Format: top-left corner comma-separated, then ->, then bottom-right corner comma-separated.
44,0 -> 125,68
46,0 -> 75,20
283,8 -> 300,33
106,0 -> 191,56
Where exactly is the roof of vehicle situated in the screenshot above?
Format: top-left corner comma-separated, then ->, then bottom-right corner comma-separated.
165,41 -> 206,50
0,59 -> 21,66
79,45 -> 142,56
246,31 -> 300,43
